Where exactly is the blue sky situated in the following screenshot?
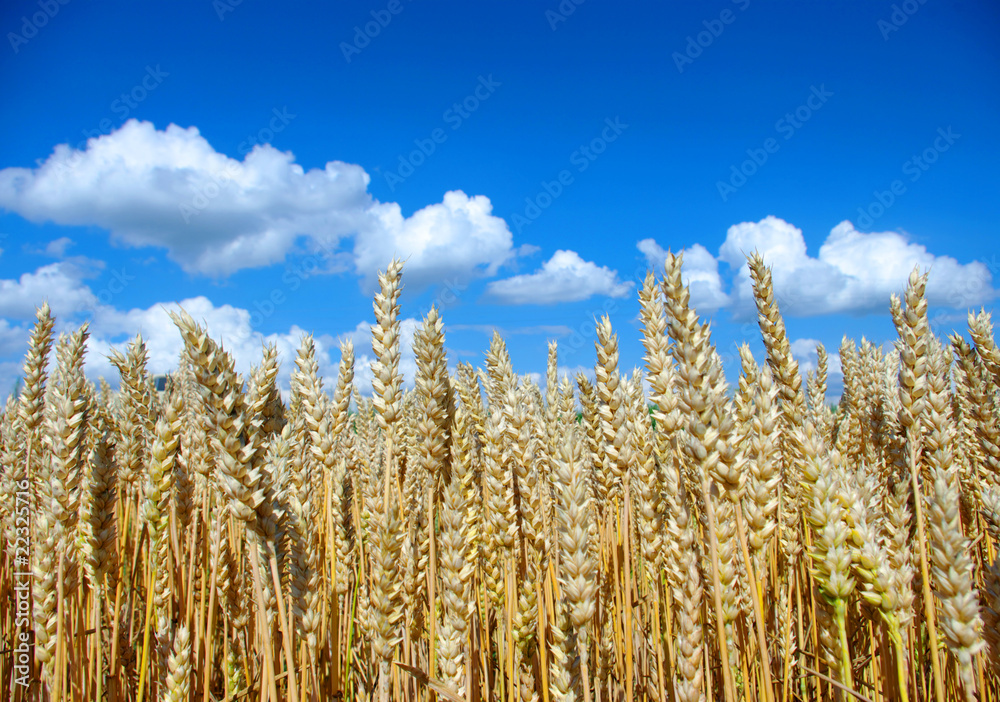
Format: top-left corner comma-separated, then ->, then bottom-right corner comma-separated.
1,0 -> 998,399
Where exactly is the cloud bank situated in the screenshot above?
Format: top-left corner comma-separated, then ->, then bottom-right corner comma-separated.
484,250 -> 634,305
639,215 -> 994,318
0,120 -> 520,288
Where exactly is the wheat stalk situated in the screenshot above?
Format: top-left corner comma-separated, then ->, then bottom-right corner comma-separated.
4,262 -> 997,702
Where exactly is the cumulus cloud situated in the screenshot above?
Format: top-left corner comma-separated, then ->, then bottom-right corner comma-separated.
0,121 -> 366,275
0,291 -> 341,402
720,216 -> 994,317
0,257 -> 437,402
558,364 -> 594,382
358,191 -> 520,291
0,261 -> 101,320
485,250 -> 633,305
335,318 -> 422,395
789,338 -> 843,377
636,239 -> 667,270
45,237 -> 74,257
637,239 -> 730,312
0,319 -> 29,358
80,296 -> 332,397
79,296 -> 420,401
789,337 -> 844,401
0,120 -> 520,286
640,216 -> 995,320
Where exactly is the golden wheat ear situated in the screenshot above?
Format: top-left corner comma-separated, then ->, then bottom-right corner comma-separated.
9,256 -> 1000,702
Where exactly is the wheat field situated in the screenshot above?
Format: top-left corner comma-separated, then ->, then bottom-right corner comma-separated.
0,252 -> 998,702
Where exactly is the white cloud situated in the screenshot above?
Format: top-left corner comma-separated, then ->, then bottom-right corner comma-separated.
525,364 -> 595,391
485,250 -> 633,305
0,261 -> 101,320
789,338 -> 843,377
0,256 -> 434,401
682,244 -> 731,312
82,296 -> 334,398
719,216 -> 995,317
84,298 -> 427,403
788,337 -> 844,401
45,237 -> 74,257
641,217 -> 995,320
0,120 -> 521,286
0,121 -> 365,275
636,238 -> 667,270
0,282 -> 349,401
0,360 -> 22,401
558,364 -> 594,383
0,319 -> 29,358
336,317 -> 422,395
637,239 -> 729,312
359,191 -> 519,291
